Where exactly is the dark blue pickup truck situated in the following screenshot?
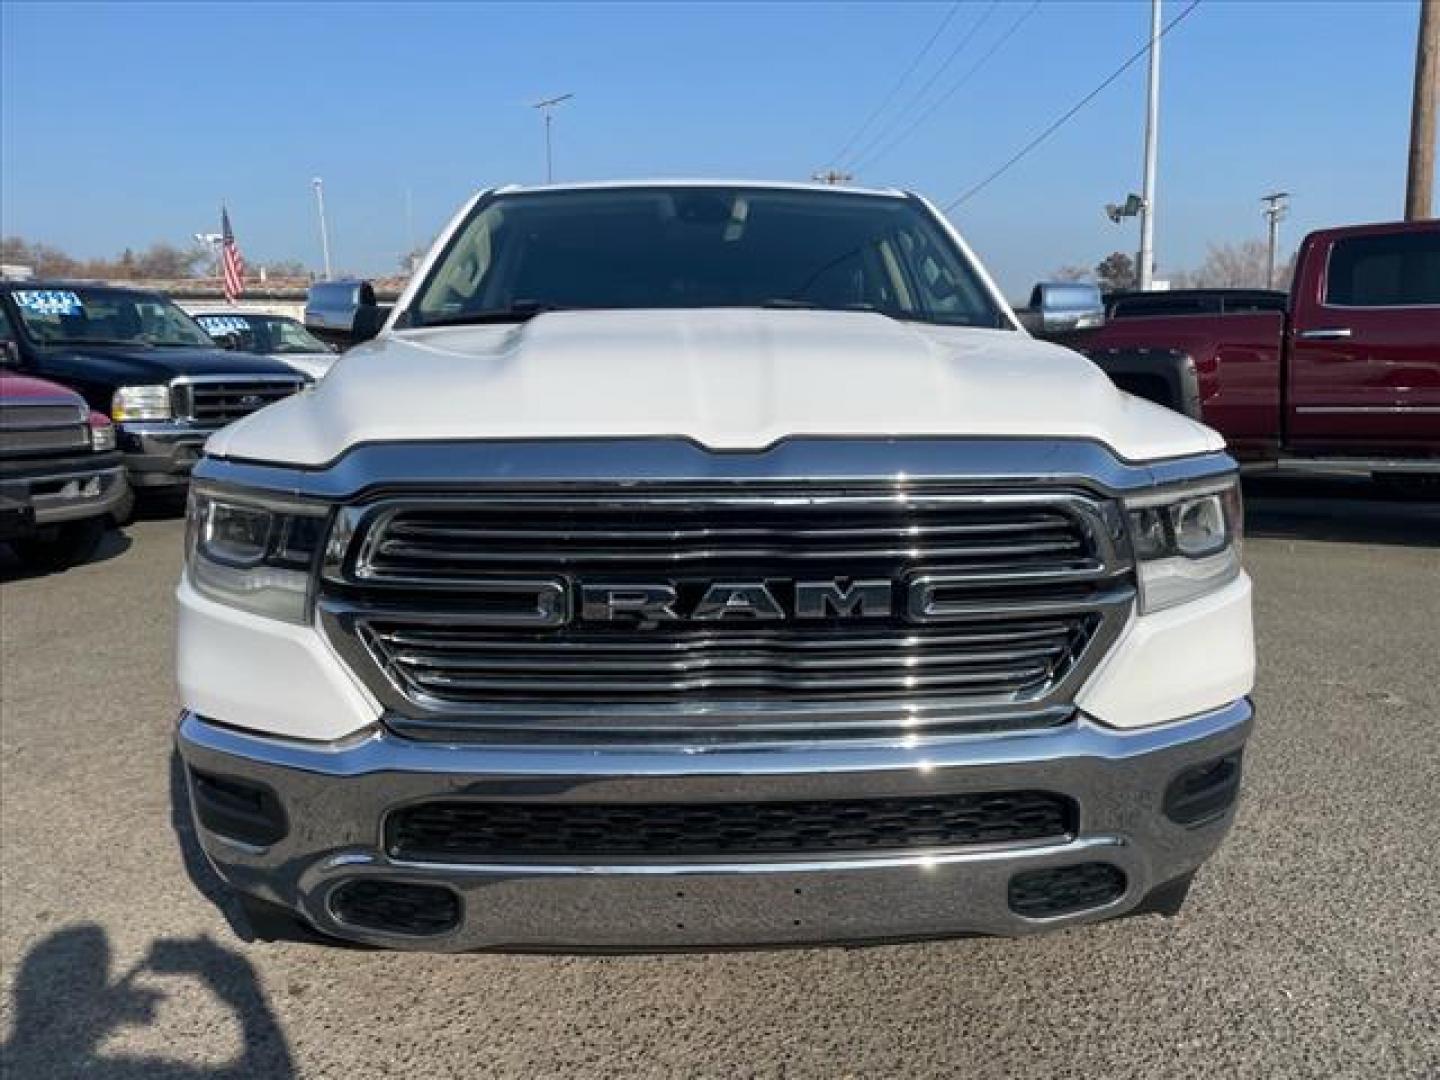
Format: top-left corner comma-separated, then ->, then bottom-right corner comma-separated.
0,282 -> 304,512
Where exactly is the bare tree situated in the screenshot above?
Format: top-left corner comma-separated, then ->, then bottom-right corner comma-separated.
1049,264 -> 1093,282
1095,252 -> 1136,292
1180,240 -> 1295,289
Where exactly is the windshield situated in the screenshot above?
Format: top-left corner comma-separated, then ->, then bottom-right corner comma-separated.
8,287 -> 214,347
409,187 -> 1009,329
195,313 -> 329,355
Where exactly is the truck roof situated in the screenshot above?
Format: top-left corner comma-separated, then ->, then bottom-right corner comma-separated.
1302,219 -> 1440,243
0,279 -> 166,296
491,178 -> 910,199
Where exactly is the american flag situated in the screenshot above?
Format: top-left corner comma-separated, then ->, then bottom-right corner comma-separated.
220,206 -> 246,303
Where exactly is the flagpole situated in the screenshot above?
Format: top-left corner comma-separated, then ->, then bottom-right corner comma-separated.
312,178 -> 333,280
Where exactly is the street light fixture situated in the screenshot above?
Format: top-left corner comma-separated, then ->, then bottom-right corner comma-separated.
531,93 -> 574,183
1261,191 -> 1290,290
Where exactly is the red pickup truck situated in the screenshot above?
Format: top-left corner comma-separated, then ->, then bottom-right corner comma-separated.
1060,220 -> 1439,476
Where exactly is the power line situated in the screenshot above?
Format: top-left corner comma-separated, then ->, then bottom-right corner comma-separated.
850,0 -> 1042,176
840,0 -> 1000,172
826,2 -> 963,170
943,0 -> 1202,211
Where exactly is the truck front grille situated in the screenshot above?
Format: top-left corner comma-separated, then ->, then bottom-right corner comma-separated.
0,403 -> 89,457
321,489 -> 1134,739
172,377 -> 303,424
386,790 -> 1076,863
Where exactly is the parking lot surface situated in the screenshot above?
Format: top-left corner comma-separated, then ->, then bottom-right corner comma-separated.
1,477 -> 1437,1079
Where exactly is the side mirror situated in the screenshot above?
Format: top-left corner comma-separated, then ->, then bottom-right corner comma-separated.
304,280 -> 390,350
0,340 -> 20,369
350,303 -> 388,343
1020,282 -> 1106,341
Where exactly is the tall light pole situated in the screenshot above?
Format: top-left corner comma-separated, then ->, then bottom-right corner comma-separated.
1137,0 -> 1162,291
1406,0 -> 1438,219
404,185 -> 417,270
1262,191 -> 1290,289
532,93 -> 574,183
312,177 -> 333,280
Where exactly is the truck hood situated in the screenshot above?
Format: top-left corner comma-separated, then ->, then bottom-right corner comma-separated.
207,308 -> 1224,466
36,344 -> 300,384
0,371 -> 84,402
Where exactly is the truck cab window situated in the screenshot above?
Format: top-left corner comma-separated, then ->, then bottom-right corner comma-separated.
1325,230 -> 1440,307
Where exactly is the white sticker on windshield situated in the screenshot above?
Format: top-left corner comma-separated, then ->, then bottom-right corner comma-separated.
198,315 -> 250,334
13,290 -> 83,317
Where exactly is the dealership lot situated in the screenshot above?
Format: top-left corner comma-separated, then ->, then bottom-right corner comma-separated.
1,477 -> 1436,1079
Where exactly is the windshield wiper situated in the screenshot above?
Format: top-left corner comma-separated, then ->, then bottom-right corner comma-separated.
420,301 -> 570,328
760,299 -> 888,315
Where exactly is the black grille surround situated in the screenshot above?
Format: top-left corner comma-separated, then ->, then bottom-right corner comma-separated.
319,487 -> 1135,740
171,376 -> 304,424
387,790 -> 1077,864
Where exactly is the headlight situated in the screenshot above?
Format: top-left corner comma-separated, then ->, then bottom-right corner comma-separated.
112,384 -> 172,422
90,418 -> 117,452
185,483 -> 330,623
1125,478 -> 1243,613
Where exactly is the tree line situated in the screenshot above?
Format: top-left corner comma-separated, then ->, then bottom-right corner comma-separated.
0,236 -> 309,281
1052,239 -> 1297,292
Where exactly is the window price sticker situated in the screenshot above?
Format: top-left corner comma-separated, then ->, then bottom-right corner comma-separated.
13,290 -> 83,317
198,315 -> 251,335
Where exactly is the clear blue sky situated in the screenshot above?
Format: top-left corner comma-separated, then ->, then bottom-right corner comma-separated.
0,1 -> 1423,296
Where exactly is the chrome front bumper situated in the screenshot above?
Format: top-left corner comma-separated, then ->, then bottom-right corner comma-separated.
118,422 -> 220,487
176,699 -> 1252,952
0,461 -> 128,527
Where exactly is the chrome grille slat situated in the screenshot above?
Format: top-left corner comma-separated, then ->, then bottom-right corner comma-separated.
377,622 -> 1075,653
404,664 -> 1055,696
372,537 -> 1086,565
384,642 -> 1069,674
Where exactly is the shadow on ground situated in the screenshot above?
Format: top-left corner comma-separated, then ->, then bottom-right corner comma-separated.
0,526 -> 133,582
1242,473 -> 1439,547
0,754 -> 295,1077
0,924 -> 295,1079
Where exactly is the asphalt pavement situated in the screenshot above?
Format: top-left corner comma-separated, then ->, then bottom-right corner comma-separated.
1,476 -> 1436,1079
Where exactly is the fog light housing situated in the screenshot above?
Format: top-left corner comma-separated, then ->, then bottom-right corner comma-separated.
1164,750 -> 1244,825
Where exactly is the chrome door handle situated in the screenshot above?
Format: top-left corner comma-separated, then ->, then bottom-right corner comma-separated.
1298,327 -> 1353,340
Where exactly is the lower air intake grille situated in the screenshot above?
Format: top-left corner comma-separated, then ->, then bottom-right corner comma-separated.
387,790 -> 1075,863
1008,863 -> 1127,917
329,880 -> 460,936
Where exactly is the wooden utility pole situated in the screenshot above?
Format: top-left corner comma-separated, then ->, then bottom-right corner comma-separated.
1407,0 -> 1438,219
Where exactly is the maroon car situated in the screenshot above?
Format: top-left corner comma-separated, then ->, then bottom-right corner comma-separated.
1,368 -> 128,569
1068,220 -> 1440,477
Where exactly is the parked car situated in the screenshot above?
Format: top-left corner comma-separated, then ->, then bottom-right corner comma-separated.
192,311 -> 337,380
0,365 -> 127,569
1036,221 -> 1440,476
0,283 -> 305,512
176,181 -> 1253,951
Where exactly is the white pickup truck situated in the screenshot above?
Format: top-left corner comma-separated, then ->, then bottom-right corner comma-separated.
175,181 -> 1255,951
